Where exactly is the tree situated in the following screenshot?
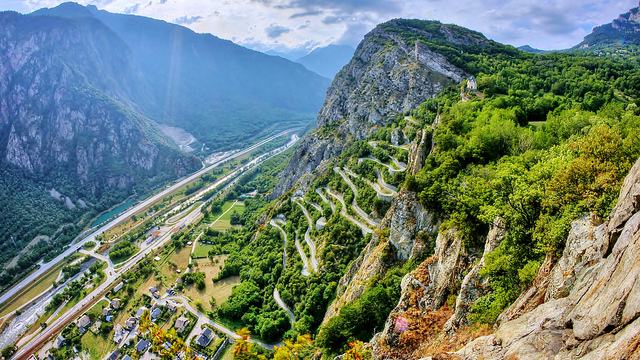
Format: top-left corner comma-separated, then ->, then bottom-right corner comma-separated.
100,322 -> 114,334
1,345 -> 17,359
233,329 -> 265,360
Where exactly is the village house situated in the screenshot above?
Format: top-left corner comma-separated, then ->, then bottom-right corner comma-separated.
195,328 -> 213,347
125,317 -> 138,330
136,339 -> 150,353
174,316 -> 190,333
466,76 -> 478,90
103,307 -> 113,317
150,307 -> 162,321
108,349 -> 121,360
166,301 -> 177,313
135,306 -> 149,318
76,314 -> 91,331
110,298 -> 121,309
54,335 -> 65,349
113,324 -> 126,343
113,282 -> 124,293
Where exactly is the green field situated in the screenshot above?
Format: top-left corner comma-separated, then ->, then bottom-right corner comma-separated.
192,243 -> 216,259
203,201 -> 235,224
210,202 -> 245,231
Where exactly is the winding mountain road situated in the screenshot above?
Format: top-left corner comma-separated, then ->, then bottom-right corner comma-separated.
161,296 -> 282,349
269,218 -> 288,269
272,289 -> 295,325
359,156 -> 407,174
316,188 -> 335,214
293,199 -> 319,272
325,188 -> 373,235
294,231 -> 311,277
268,218 -> 299,325
334,168 -> 379,228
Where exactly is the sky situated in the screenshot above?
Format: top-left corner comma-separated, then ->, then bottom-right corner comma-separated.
0,0 -> 638,55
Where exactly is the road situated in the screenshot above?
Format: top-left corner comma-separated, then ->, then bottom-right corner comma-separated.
315,188 -> 335,214
272,289 -> 295,325
293,199 -> 319,272
269,218 -> 288,269
9,132 -> 301,360
0,128 -> 300,309
334,167 -> 380,228
268,218 -> 299,325
293,232 -> 310,276
359,156 -> 406,174
325,188 -> 373,235
161,296 -> 282,350
343,167 -> 395,200
308,202 -> 324,216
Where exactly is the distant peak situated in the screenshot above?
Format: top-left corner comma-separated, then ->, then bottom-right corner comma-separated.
30,2 -> 94,18
574,3 -> 640,50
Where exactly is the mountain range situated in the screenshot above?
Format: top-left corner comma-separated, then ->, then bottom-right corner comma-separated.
576,5 -> 640,49
295,44 -> 356,79
3,3 -> 640,358
0,2 -> 329,281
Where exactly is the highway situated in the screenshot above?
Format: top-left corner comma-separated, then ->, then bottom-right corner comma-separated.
8,131 -> 300,360
0,128 -> 299,309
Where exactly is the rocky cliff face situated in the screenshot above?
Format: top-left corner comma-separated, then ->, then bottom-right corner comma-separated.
575,5 -> 640,49
322,190 -> 440,324
272,20 -> 470,198
370,218 -> 509,359
449,156 -> 640,360
0,12 -> 199,194
366,156 -> 640,360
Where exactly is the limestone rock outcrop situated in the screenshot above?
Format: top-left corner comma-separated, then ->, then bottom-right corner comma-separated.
272,20 -> 470,198
453,156 -> 640,359
322,190 -> 439,324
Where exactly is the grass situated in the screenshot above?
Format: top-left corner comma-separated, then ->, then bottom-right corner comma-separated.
183,256 -> 239,308
192,243 -> 215,259
86,299 -> 109,319
81,329 -> 118,360
160,247 -> 192,285
529,120 -> 547,129
159,309 -> 181,332
220,343 -> 236,360
0,254 -> 82,317
203,202 -> 235,224
209,202 -> 245,231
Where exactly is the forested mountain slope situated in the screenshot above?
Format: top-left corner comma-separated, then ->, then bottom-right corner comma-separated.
0,2 -> 329,288
221,16 -> 640,360
0,10 -> 200,286
575,4 -> 640,50
32,2 -> 331,150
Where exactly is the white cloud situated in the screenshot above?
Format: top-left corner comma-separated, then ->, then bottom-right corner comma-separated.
4,0 -> 638,52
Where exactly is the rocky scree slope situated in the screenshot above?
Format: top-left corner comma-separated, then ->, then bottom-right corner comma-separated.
271,19 -> 483,198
